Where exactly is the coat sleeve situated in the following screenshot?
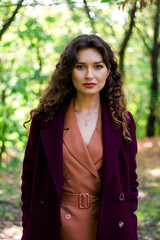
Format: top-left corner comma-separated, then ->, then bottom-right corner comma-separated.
21,115 -> 41,228
128,112 -> 139,238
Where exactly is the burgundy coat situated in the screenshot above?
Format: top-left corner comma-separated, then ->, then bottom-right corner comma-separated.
21,101 -> 138,240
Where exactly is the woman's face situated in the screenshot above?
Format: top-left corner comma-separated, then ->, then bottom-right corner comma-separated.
72,48 -> 110,98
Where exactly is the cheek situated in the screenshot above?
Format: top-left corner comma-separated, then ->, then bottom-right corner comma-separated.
98,73 -> 108,89
99,72 -> 108,82
72,72 -> 81,89
100,79 -> 107,89
72,71 -> 83,83
104,69 -> 110,79
72,77 -> 77,88
103,71 -> 109,82
71,71 -> 77,84
72,70 -> 79,80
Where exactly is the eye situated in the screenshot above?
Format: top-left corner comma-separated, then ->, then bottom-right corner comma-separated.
76,65 -> 85,70
94,65 -> 103,69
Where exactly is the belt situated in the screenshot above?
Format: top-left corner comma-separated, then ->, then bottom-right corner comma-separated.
61,192 -> 100,209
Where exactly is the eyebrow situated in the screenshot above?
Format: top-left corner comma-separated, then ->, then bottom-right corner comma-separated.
76,61 -> 104,64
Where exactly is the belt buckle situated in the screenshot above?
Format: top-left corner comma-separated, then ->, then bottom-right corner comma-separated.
79,192 -> 90,209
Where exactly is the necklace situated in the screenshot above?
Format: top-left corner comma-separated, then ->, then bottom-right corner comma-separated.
75,111 -> 98,127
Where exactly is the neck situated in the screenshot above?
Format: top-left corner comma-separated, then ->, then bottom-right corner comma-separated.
73,94 -> 100,113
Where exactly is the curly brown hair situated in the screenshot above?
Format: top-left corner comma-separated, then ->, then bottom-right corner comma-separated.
24,34 -> 131,141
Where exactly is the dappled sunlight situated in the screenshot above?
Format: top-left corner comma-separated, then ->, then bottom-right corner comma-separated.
0,190 -> 5,195
138,191 -> 147,199
0,224 -> 22,240
137,136 -> 160,152
143,142 -> 153,148
136,137 -> 160,239
147,168 -> 160,177
137,137 -> 160,170
0,0 -> 160,238
144,182 -> 159,188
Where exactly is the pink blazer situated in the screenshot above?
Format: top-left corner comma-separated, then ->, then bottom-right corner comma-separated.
61,99 -> 103,240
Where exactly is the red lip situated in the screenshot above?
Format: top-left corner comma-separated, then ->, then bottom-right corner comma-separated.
83,83 -> 96,88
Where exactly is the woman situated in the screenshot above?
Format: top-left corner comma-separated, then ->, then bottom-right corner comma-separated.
21,34 -> 139,240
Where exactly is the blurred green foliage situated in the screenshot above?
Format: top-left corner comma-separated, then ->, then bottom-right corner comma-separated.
0,0 -> 160,164
0,2 -> 160,239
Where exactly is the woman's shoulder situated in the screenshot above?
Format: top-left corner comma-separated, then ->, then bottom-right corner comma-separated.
126,111 -> 136,129
125,111 -> 137,143
29,112 -> 49,132
30,103 -> 67,128
31,112 -> 45,125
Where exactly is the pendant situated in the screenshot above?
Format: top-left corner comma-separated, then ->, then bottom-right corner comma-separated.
85,121 -> 88,127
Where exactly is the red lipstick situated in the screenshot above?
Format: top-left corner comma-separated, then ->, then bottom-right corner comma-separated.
83,83 -> 96,88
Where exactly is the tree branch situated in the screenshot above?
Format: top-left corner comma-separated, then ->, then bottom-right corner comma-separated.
83,0 -> 96,33
0,0 -> 24,40
135,26 -> 152,53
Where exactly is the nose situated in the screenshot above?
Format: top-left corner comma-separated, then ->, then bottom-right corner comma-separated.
85,67 -> 94,79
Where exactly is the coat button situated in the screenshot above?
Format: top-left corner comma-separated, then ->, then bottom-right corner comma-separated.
64,173 -> 70,180
40,196 -> 46,205
119,221 -> 124,228
65,214 -> 71,220
119,193 -> 125,201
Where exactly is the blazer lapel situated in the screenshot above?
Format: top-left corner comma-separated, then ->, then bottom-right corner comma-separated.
40,106 -> 65,201
87,106 -> 103,165
63,100 -> 99,178
101,101 -> 122,191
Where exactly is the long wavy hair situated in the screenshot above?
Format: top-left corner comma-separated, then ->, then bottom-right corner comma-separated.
24,34 -> 131,141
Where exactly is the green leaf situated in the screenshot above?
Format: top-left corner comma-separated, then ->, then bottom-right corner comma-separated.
100,0 -> 110,2
45,16 -> 56,23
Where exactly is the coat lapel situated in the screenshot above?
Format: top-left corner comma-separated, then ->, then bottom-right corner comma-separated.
40,106 -> 65,200
101,101 -> 122,191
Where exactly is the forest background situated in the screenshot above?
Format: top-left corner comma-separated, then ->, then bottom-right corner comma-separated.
0,0 -> 160,239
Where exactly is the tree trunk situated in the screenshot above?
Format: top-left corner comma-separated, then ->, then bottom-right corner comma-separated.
147,0 -> 160,136
0,0 -> 24,40
0,140 -> 6,167
0,90 -> 6,166
119,2 -> 137,75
